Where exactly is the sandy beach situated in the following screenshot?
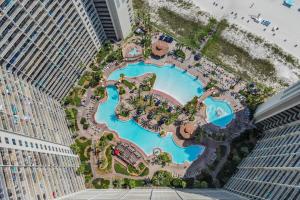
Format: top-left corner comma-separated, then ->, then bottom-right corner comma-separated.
192,0 -> 300,59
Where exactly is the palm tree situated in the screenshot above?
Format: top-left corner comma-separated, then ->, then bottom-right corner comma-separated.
176,43 -> 184,50
119,73 -> 125,81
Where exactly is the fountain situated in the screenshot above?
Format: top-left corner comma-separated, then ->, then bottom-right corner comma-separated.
216,107 -> 225,117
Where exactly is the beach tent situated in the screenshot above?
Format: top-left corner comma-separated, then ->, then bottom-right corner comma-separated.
284,0 -> 295,7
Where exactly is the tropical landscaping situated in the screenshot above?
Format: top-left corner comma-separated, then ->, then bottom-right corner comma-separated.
61,0 -> 288,190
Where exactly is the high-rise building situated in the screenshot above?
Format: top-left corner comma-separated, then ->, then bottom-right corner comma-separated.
92,0 -> 134,41
58,188 -> 247,200
0,65 -> 84,199
0,0 -> 135,199
224,81 -> 300,200
0,0 -> 133,101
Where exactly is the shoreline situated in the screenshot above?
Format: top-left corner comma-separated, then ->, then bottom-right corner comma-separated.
191,0 -> 300,60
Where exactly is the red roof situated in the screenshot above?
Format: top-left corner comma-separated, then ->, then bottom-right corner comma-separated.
114,149 -> 120,156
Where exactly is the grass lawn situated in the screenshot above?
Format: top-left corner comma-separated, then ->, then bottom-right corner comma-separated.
75,138 -> 92,161
92,178 -> 110,189
202,20 -> 276,81
114,162 -> 130,175
105,145 -> 113,171
64,87 -> 86,106
65,108 -> 79,132
203,37 -> 275,79
157,7 -> 216,48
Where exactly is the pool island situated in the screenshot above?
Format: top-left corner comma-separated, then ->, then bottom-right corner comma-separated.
95,62 -> 235,164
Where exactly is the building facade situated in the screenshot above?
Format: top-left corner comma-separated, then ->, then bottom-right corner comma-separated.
0,0 -> 133,101
92,0 -> 134,41
224,81 -> 300,200
0,65 -> 84,199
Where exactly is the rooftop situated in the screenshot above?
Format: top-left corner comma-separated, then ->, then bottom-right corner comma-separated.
58,189 -> 247,200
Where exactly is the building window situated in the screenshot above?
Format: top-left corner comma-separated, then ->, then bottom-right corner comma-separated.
30,142 -> 34,148
5,137 -> 9,144
19,140 -> 22,146
25,141 -> 28,147
35,143 -> 38,149
12,139 -> 16,145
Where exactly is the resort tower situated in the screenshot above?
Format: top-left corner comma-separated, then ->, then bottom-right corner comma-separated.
0,0 -> 133,101
92,0 -> 134,41
0,66 -> 84,199
224,81 -> 300,199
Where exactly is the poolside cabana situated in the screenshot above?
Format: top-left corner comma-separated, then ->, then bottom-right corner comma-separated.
179,122 -> 196,139
122,43 -> 143,61
151,41 -> 169,58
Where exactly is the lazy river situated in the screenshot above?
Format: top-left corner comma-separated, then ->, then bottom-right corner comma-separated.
95,62 -> 235,163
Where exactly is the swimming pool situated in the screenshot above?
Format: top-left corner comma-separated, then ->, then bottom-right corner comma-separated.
96,62 -> 235,163
95,86 -> 204,164
108,62 -> 204,105
204,96 -> 235,128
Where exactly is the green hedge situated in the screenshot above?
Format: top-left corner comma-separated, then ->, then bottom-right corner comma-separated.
114,162 -> 129,175
140,167 -> 149,176
92,178 -> 110,189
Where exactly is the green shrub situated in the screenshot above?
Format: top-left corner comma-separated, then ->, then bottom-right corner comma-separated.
172,178 -> 187,188
119,86 -> 126,95
194,180 -> 208,188
94,86 -> 106,99
157,152 -> 172,166
135,179 -> 146,187
92,178 -> 110,189
85,175 -> 92,183
174,49 -> 186,59
114,162 -> 129,175
138,162 -> 146,170
151,170 -> 173,186
128,164 -> 139,175
80,117 -> 87,124
65,108 -> 79,132
140,167 -> 149,176
122,80 -> 135,90
113,179 -> 124,188
74,138 -> 92,161
77,162 -> 92,175
83,123 -> 89,130
124,178 -> 136,189
106,133 -> 114,141
105,145 -> 113,170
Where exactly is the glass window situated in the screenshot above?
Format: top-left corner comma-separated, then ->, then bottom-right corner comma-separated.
12,139 -> 16,145
19,140 -> 22,146
5,137 -> 9,144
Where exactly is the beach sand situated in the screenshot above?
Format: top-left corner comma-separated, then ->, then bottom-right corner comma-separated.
192,0 -> 300,60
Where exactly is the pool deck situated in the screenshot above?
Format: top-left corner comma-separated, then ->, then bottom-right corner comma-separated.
99,58 -> 243,147
150,89 -> 182,106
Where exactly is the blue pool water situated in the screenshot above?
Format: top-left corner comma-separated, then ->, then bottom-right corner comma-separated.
204,97 -> 235,128
108,62 -> 204,105
96,62 -> 235,163
95,86 -> 204,164
128,48 -> 139,56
